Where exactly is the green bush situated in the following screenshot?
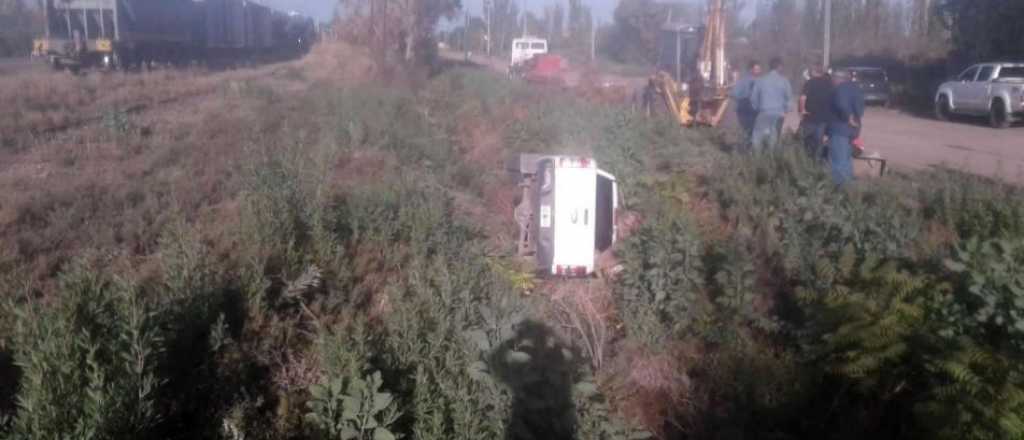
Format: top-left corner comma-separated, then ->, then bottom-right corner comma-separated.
795,248 -> 1024,439
305,371 -> 401,440
615,217 -> 706,350
4,259 -> 163,439
918,169 -> 1024,241
944,238 -> 1024,350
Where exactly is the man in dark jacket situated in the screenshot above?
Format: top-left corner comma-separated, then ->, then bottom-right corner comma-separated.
799,64 -> 833,159
827,69 -> 865,185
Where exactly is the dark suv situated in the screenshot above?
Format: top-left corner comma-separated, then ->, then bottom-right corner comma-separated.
843,67 -> 891,106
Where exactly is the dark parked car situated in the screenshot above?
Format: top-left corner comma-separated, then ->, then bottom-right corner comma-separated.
839,67 -> 891,107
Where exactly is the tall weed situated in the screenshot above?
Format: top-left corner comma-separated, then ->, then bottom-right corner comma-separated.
5,259 -> 162,439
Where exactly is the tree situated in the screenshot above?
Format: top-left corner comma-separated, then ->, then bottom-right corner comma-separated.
0,0 -> 40,57
486,0 -> 520,54
938,0 -> 1024,63
336,0 -> 461,63
605,0 -> 693,64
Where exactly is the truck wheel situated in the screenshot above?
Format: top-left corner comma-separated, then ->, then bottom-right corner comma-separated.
990,99 -> 1011,129
935,95 -> 952,122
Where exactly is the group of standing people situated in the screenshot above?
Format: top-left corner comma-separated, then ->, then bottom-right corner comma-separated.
731,57 -> 865,185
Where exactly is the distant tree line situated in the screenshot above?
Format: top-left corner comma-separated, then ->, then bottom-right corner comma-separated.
938,0 -> 1024,63
0,0 -> 41,58
352,0 -> 1024,71
335,0 -> 460,65
439,0 -> 596,61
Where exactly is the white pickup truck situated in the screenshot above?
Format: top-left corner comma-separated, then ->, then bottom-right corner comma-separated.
935,62 -> 1024,128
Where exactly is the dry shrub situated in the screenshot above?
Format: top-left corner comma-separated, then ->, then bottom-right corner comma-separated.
461,122 -> 505,168
299,41 -> 377,86
272,350 -> 323,393
549,279 -> 616,371
689,192 -> 731,244
603,345 -> 694,439
0,69 -> 221,145
917,220 -> 960,256
330,149 -> 399,188
575,70 -> 632,104
0,61 -> 315,292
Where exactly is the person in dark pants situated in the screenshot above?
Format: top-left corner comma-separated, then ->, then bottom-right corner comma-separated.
730,60 -> 762,151
827,69 -> 865,185
799,64 -> 833,159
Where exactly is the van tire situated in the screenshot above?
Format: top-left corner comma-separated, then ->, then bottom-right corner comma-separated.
990,99 -> 1011,129
935,95 -> 952,122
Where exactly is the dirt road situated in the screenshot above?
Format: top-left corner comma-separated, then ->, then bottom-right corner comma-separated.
781,109 -> 1024,182
858,109 -> 1024,181
0,57 -> 45,75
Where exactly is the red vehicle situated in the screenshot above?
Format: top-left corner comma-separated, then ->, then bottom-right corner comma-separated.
520,54 -> 568,87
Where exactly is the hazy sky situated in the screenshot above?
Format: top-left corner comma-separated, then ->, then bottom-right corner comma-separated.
270,0 -> 756,25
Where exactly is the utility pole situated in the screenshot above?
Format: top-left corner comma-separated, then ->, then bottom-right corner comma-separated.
590,16 -> 596,62
485,0 -> 492,55
521,0 -> 527,36
823,0 -> 831,69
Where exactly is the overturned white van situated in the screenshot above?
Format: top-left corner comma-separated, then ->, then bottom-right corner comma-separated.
509,154 -> 618,277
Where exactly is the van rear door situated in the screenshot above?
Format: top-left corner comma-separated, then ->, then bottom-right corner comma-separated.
551,160 -> 597,276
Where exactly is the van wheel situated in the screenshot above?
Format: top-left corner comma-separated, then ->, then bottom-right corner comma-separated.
990,99 -> 1011,129
935,95 -> 952,122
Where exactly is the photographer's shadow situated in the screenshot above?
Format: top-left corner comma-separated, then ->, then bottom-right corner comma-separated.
489,320 -> 581,440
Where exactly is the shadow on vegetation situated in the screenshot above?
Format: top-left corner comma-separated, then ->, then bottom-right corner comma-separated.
490,320 -> 580,440
0,349 -> 18,418
154,287 -> 273,438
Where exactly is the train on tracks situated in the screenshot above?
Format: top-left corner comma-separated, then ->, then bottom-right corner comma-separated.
32,0 -> 316,71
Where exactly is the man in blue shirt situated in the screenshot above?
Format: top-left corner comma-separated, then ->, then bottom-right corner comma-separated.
750,57 -> 793,153
730,60 -> 762,149
827,69 -> 865,185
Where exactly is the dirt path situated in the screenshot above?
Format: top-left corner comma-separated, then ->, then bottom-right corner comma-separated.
0,57 -> 44,75
857,109 -> 1024,181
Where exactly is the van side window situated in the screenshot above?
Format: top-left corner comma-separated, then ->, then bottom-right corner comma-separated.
531,42 -> 546,50
595,174 -> 614,252
516,42 -> 529,50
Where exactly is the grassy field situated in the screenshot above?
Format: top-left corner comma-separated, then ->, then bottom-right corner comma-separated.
2,41 -> 1024,440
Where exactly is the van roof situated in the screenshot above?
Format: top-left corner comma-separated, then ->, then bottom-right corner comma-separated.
512,37 -> 547,43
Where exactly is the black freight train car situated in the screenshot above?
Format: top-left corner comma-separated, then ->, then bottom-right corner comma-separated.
32,0 -> 314,71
